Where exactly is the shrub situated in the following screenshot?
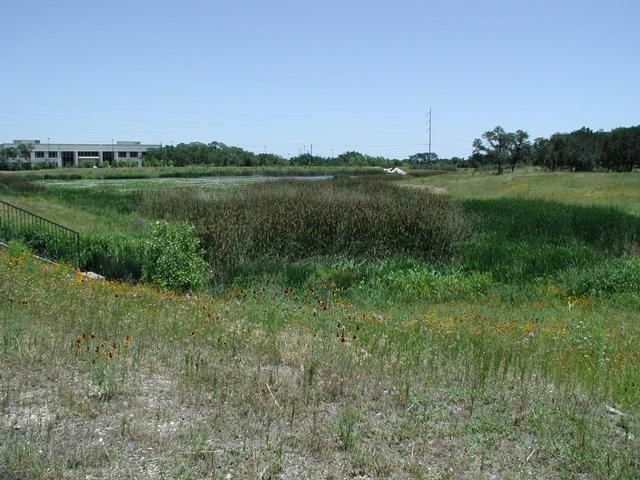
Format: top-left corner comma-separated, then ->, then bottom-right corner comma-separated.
140,220 -> 208,291
1,215 -> 208,290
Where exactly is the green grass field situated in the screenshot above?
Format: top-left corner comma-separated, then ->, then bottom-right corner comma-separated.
1,170 -> 639,478
403,168 -> 640,215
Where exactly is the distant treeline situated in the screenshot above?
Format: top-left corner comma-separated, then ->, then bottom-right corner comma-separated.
142,142 -> 398,168
2,125 -> 638,173
470,125 -> 640,173
142,125 -> 640,173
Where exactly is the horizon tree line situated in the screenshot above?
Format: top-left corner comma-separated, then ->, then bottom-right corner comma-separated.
470,125 -> 640,173
1,125 -> 638,172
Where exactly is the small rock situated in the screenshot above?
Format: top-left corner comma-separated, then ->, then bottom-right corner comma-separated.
82,271 -> 105,280
606,405 -> 624,416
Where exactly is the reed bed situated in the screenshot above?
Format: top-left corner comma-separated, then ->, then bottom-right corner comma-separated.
139,178 -> 469,273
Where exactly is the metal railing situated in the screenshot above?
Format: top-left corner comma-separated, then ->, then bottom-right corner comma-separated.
0,199 -> 80,267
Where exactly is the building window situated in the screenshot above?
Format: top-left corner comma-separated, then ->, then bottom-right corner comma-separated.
129,151 -> 139,158
118,151 -> 127,158
78,151 -> 99,157
35,151 -> 45,158
48,151 -> 58,158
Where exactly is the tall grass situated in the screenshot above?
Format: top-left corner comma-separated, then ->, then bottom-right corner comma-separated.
0,174 -> 46,194
139,179 -> 469,274
42,187 -> 142,214
461,198 -> 640,281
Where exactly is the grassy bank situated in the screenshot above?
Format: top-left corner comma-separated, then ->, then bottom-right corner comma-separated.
403,169 -> 640,215
1,251 -> 638,478
1,171 -> 639,478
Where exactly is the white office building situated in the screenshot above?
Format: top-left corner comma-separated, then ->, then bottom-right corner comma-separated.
0,140 -> 161,167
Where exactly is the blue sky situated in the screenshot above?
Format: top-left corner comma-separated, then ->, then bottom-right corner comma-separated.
1,0 -> 638,159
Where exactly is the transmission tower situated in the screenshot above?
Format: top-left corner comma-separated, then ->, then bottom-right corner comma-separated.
427,107 -> 432,161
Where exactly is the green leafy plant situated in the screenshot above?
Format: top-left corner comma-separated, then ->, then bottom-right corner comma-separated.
334,406 -> 359,451
141,220 -> 208,291
6,239 -> 30,258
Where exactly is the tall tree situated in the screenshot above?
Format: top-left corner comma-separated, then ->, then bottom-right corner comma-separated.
532,137 -> 550,169
548,134 -> 566,172
472,126 -> 513,175
509,130 -> 530,172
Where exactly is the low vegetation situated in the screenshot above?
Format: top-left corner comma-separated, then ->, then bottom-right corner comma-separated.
1,169 -> 639,478
1,245 -> 638,478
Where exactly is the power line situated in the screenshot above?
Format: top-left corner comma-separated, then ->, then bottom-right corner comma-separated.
2,110 -> 426,129
1,98 -> 426,121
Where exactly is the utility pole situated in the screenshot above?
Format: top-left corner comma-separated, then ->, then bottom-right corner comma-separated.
427,107 -> 432,163
310,143 -> 313,156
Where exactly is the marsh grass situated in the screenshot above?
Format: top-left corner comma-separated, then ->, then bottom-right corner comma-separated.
0,174 -> 46,194
460,197 -> 640,282
140,178 -> 469,274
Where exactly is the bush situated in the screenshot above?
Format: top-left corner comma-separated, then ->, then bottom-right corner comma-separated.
140,220 -> 208,291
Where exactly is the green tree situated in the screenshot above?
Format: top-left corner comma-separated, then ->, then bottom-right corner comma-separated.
472,126 -> 512,175
532,137 -> 550,169
509,130 -> 530,172
16,143 -> 34,170
548,134 -> 566,172
0,146 -> 17,165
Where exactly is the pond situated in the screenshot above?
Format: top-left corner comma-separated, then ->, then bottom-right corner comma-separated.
42,175 -> 333,190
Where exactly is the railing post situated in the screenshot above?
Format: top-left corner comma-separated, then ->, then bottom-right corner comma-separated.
76,233 -> 80,268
